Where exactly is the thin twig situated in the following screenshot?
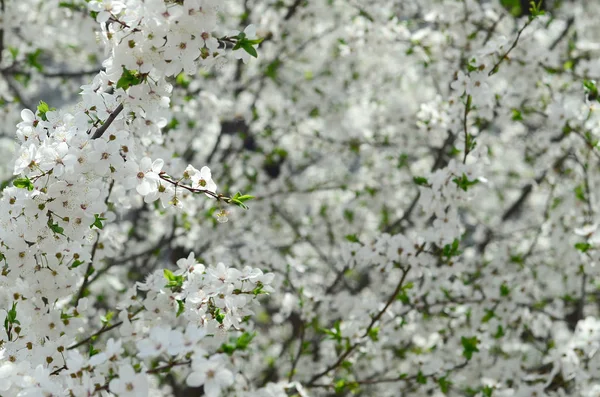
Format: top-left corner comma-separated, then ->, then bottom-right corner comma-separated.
91,103 -> 124,139
307,262 -> 415,386
488,18 -> 534,76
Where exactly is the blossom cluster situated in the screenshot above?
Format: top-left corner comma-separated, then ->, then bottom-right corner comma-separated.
0,0 -> 270,395
4,0 -> 600,396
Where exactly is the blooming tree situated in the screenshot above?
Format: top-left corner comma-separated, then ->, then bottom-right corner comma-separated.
1,0 -> 600,396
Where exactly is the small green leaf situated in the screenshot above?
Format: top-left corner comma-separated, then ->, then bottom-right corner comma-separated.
438,376 -> 452,393
13,177 -> 34,191
442,239 -> 462,258
265,59 -> 282,81
37,100 -> 55,122
452,173 -> 479,192
461,336 -> 480,360
494,325 -> 505,339
345,234 -> 360,243
100,311 -> 114,325
90,214 -> 107,230
482,309 -> 495,323
163,269 -> 176,281
48,219 -> 65,236
88,343 -> 99,357
175,73 -> 190,88
413,176 -> 429,186
482,385 -> 494,397
26,49 -> 44,72
240,41 -> 258,58
176,300 -> 185,317
575,242 -> 592,253
511,109 -> 523,121
574,185 -> 586,202
70,259 -> 84,269
367,327 -> 379,342
215,308 -> 225,324
116,67 -> 142,90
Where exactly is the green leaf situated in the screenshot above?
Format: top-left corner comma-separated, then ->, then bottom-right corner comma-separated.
438,376 -> 452,393
7,302 -> 18,324
8,47 -> 18,60
511,109 -> 523,121
13,177 -> 34,191
252,282 -> 267,296
163,269 -> 176,281
345,234 -> 360,243
322,320 -> 343,344
37,100 -> 55,122
236,194 -> 255,202
163,269 -> 185,291
413,176 -> 429,186
452,173 -> 479,192
442,239 -> 462,258
230,198 -> 249,210
26,49 -> 44,72
176,300 -> 185,317
265,59 -> 282,81
367,327 -> 379,342
47,219 -> 65,236
90,214 -> 107,230
235,331 -> 255,350
175,73 -> 190,88
494,325 -> 505,339
215,308 -> 225,324
88,342 -> 99,357
59,1 -> 81,10
245,38 -> 264,45
528,0 -> 545,19
343,209 -> 354,223
240,42 -> 258,58
574,184 -> 586,202
70,259 -> 84,269
500,0 -> 521,16
575,242 -> 592,253
461,336 -> 480,360
116,67 -> 142,90
334,379 -> 347,394
416,370 -> 427,384
482,309 -> 495,323
100,311 -> 114,325
220,331 -> 257,355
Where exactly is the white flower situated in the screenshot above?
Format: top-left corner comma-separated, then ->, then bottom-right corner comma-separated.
88,0 -> 126,23
186,354 -> 234,397
14,144 -> 38,175
89,338 -> 123,366
175,252 -> 204,275
136,325 -> 171,358
108,364 -> 149,397
124,157 -> 164,196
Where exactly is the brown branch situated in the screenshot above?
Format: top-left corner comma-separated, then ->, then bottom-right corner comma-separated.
284,0 -> 303,20
307,262 -> 416,386
91,103 -> 124,139
146,359 -> 192,374
68,307 -> 144,351
488,18 -> 534,76
549,16 -> 574,51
